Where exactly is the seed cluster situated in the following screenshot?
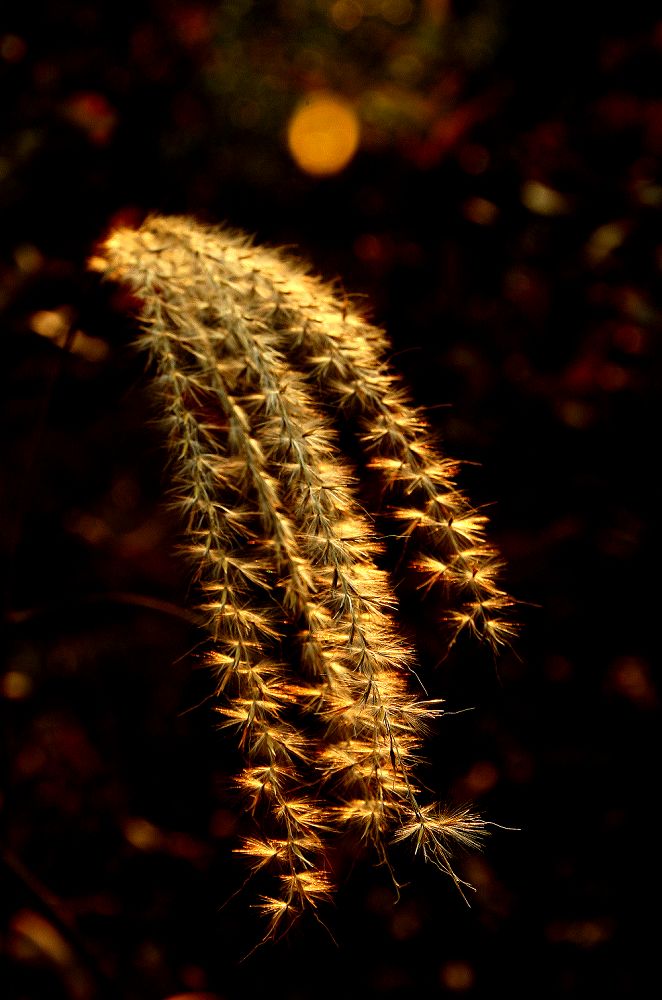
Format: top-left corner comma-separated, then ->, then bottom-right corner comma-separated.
93,215 -> 514,938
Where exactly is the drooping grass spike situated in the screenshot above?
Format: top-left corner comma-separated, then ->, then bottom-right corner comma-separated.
91,214 -> 514,938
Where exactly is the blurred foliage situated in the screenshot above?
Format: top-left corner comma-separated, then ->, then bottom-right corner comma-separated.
1,1 -> 661,998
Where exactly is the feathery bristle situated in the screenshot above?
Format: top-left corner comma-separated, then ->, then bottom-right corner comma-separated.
91,213 -> 515,940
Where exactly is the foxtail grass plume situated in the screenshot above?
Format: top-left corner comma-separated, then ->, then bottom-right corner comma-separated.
91,215 -> 515,939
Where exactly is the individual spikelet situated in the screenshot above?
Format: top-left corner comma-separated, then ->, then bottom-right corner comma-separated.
91,214 -> 514,938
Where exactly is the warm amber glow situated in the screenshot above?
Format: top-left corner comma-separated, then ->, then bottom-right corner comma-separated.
287,93 -> 360,176
28,308 -> 110,361
330,0 -> 363,30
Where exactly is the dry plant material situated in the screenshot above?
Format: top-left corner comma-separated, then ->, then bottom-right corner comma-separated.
91,215 -> 515,939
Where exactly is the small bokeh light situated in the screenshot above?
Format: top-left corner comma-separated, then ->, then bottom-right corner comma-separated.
287,92 -> 360,176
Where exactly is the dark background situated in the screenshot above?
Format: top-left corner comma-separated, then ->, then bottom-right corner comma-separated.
1,2 -> 660,997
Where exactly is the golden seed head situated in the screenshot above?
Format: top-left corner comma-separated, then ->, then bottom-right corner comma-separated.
93,213 -> 515,941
